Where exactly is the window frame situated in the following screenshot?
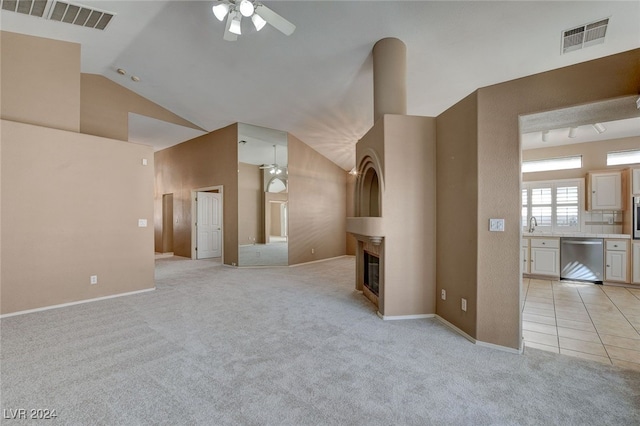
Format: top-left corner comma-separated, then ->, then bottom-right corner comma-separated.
522,155 -> 582,173
606,149 -> 640,166
522,178 -> 583,233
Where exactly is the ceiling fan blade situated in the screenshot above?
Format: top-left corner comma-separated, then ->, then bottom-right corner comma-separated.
223,14 -> 238,41
255,4 -> 295,36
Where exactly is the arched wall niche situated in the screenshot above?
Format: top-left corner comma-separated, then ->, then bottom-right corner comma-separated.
356,153 -> 384,217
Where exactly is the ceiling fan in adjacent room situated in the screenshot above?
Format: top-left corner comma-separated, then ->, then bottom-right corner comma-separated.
212,0 -> 296,41
260,145 -> 283,175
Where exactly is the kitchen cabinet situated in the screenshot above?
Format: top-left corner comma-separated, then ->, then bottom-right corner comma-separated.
530,238 -> 560,277
587,171 -> 623,210
605,240 -> 629,283
632,168 -> 640,196
522,238 -> 530,275
633,242 -> 640,284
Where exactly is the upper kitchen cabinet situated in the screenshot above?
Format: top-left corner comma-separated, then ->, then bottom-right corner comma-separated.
632,168 -> 640,196
587,171 -> 624,211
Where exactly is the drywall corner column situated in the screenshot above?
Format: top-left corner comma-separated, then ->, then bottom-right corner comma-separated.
373,38 -> 407,122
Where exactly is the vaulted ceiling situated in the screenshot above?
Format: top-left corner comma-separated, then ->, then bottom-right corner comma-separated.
2,1 -> 639,170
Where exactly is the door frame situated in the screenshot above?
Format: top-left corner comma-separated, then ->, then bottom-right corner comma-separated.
191,185 -> 224,262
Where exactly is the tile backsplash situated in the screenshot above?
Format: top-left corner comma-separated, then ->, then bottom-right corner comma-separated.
583,210 -> 624,234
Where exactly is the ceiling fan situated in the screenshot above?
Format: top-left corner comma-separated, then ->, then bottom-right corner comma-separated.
212,0 -> 296,41
260,145 -> 283,175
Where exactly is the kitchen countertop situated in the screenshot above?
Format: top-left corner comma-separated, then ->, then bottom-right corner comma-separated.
523,232 -> 631,239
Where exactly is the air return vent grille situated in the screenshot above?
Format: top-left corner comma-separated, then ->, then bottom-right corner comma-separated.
1,0 -> 48,17
562,18 -> 609,54
48,1 -> 114,30
0,0 -> 115,30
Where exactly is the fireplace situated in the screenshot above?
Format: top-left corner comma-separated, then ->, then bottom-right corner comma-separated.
346,38 -> 436,319
364,251 -> 380,296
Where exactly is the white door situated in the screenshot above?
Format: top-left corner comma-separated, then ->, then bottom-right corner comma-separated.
197,192 -> 222,259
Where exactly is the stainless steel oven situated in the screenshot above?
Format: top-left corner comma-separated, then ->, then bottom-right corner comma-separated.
634,197 -> 640,240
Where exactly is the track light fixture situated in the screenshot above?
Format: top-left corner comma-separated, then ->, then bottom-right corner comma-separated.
568,127 -> 578,138
592,123 -> 606,134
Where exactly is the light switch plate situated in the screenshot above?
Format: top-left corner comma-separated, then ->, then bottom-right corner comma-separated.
489,218 -> 505,232
138,219 -> 147,227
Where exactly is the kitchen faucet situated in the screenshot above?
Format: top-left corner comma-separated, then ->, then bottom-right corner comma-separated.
528,216 -> 538,233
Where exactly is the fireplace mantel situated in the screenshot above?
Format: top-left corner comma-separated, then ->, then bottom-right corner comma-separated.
346,217 -> 384,245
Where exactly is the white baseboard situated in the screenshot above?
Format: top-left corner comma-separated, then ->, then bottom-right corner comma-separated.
435,315 -> 476,343
0,287 -> 156,319
377,312 -> 435,321
475,339 -> 523,354
435,315 -> 522,354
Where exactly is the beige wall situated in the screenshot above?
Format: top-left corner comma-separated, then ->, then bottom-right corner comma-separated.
1,31 -> 80,132
382,115 -> 437,316
471,48 -> 640,349
80,73 -> 204,141
288,134 -> 347,265
154,124 -> 239,264
436,92 -> 479,336
1,120 -> 155,315
346,174 -> 357,255
522,136 -> 640,181
238,162 -> 263,245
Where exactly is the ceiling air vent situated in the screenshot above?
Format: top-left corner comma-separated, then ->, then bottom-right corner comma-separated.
562,18 -> 609,54
1,0 -> 48,17
47,1 -> 115,30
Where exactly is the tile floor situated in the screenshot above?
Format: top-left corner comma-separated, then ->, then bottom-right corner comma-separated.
523,278 -> 640,371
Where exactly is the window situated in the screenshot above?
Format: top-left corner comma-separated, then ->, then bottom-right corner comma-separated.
522,178 -> 583,232
522,155 -> 582,173
607,149 -> 640,166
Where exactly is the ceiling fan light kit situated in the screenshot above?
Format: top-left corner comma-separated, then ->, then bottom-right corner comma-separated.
212,3 -> 229,21
212,0 -> 295,40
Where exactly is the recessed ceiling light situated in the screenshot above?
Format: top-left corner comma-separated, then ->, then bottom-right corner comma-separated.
131,76 -> 140,82
117,68 -> 126,75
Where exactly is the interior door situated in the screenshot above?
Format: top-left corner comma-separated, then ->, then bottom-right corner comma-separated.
197,192 -> 222,259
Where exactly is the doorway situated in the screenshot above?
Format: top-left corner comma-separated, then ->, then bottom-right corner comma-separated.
161,193 -> 174,253
191,186 -> 224,261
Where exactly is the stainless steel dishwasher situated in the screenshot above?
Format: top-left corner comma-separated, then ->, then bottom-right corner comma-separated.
560,237 -> 604,284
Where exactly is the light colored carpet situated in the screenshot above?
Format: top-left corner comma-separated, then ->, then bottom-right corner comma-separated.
1,256 -> 639,425
239,243 -> 288,266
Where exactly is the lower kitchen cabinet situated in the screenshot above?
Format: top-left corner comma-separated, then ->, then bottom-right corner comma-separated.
605,240 -> 629,283
522,238 -> 530,275
530,238 -> 560,277
633,242 -> 640,284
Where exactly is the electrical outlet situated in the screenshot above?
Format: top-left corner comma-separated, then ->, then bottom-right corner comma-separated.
441,289 -> 446,300
311,248 -> 315,254
90,275 -> 98,285
461,298 -> 467,312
